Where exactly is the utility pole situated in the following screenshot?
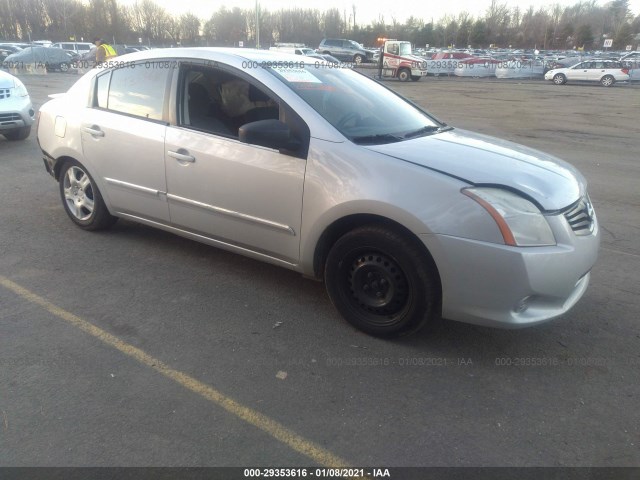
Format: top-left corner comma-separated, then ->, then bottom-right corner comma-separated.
255,0 -> 260,48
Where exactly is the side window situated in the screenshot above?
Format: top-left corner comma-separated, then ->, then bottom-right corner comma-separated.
179,65 -> 279,138
104,63 -> 170,120
95,71 -> 111,108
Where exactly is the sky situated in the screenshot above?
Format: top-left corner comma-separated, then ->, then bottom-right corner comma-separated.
128,0 -> 640,24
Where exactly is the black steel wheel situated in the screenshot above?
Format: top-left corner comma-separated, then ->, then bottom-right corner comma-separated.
325,226 -> 439,337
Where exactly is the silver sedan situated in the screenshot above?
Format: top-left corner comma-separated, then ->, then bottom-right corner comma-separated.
37,48 -> 599,337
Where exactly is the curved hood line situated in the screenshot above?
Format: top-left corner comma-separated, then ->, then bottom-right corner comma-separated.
363,129 -> 585,211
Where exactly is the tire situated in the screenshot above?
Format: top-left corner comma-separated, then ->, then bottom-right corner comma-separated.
411,75 -> 421,81
324,225 -> 439,337
398,68 -> 411,82
553,73 -> 566,85
600,75 -> 614,87
353,54 -> 364,65
3,126 -> 31,141
59,159 -> 117,231
59,62 -> 69,72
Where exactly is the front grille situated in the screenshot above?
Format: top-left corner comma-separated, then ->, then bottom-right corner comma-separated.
564,195 -> 595,235
0,88 -> 11,100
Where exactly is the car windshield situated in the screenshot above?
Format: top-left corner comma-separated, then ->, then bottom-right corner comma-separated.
269,64 -> 442,144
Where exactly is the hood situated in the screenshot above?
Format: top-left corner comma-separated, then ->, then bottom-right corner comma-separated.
364,129 -> 584,211
0,70 -> 18,88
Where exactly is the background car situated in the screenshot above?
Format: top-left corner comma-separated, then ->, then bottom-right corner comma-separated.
317,38 -> 376,64
544,59 -> 630,86
50,41 -> 93,55
37,48 -> 599,337
306,53 -> 341,64
3,46 -> 77,72
0,69 -> 34,140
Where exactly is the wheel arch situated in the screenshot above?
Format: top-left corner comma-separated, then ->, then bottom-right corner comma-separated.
52,155 -> 79,181
312,213 -> 441,296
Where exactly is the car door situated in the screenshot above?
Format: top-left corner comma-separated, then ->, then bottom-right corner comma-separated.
163,62 -> 308,264
587,61 -> 605,82
566,61 -> 590,81
81,62 -> 172,223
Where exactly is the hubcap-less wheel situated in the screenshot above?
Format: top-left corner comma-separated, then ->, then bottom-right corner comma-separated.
324,226 -> 439,337
398,69 -> 411,82
63,166 -> 95,221
349,252 -> 409,318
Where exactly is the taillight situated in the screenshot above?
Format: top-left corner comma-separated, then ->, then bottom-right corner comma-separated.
622,68 -> 629,74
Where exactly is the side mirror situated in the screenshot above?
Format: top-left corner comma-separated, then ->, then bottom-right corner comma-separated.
239,119 -> 299,151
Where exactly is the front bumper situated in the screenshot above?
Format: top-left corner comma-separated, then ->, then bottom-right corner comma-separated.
0,96 -> 35,131
420,212 -> 600,328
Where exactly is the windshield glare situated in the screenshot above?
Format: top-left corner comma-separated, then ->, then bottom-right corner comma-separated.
399,43 -> 412,55
270,64 -> 441,144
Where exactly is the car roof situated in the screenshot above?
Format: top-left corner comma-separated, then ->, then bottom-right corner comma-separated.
117,47 -> 303,65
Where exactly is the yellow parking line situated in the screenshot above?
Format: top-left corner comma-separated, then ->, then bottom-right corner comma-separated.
0,275 -> 351,468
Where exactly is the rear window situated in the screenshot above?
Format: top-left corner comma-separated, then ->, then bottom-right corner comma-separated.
94,62 -> 170,121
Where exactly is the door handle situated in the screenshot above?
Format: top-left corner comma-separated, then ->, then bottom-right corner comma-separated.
82,125 -> 105,137
167,150 -> 196,163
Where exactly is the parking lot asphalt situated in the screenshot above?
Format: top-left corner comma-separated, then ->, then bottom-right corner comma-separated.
0,71 -> 639,469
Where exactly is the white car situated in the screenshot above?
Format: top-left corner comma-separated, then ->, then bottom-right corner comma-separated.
0,70 -> 34,140
544,59 -> 630,86
37,48 -> 599,337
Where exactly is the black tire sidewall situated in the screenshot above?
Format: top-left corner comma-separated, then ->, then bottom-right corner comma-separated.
325,227 -> 436,337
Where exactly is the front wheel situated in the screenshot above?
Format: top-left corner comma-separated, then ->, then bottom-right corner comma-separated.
353,54 -> 364,65
553,73 -> 566,85
398,68 -> 411,82
59,159 -> 117,230
324,226 -> 439,337
59,62 -> 70,72
600,75 -> 615,87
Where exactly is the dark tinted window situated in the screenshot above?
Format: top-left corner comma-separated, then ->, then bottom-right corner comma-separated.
106,63 -> 170,120
179,64 -> 279,137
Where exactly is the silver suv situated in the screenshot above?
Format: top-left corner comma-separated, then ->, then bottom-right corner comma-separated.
318,38 -> 376,64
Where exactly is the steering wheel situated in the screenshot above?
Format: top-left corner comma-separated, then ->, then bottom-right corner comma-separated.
336,111 -> 361,129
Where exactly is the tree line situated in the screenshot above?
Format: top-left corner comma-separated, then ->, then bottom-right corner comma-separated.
1,0 -> 638,50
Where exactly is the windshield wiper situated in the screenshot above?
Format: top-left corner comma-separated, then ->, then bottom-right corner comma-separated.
351,133 -> 404,145
403,125 -> 452,139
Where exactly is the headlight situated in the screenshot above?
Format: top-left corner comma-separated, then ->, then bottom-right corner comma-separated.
462,187 -> 556,246
13,80 -> 29,97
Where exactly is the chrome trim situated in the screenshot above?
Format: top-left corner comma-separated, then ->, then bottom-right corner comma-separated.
166,193 -> 296,236
563,195 -> 595,236
116,212 -> 298,268
104,177 -> 161,196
